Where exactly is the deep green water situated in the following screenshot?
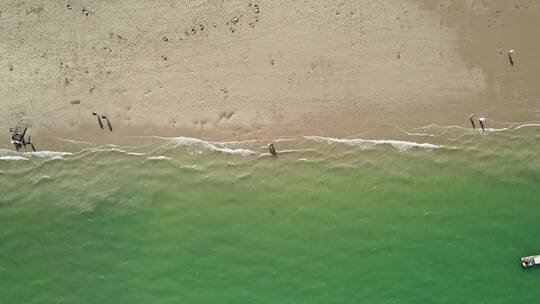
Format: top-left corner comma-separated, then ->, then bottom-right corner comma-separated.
1,124 -> 539,303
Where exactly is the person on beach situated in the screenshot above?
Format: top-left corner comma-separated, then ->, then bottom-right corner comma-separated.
9,127 -> 26,151
479,117 -> 486,133
268,143 -> 278,157
102,115 -> 113,132
92,112 -> 104,129
9,128 -> 21,151
469,114 -> 476,130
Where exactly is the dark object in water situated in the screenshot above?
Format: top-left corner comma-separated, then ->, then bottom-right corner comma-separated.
521,255 -> 540,268
102,115 -> 113,132
93,112 -> 104,129
268,143 -> 277,157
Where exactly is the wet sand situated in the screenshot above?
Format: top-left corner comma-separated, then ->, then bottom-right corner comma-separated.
1,0 -> 540,147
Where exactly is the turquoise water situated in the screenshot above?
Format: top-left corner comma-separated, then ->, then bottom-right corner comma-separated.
1,123 -> 540,303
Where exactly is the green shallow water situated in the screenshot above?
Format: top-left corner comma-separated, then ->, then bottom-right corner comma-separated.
1,126 -> 540,303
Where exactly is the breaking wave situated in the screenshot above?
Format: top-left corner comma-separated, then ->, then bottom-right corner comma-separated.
0,156 -> 29,161
303,136 -> 440,151
147,156 -> 172,161
26,151 -> 73,159
166,136 -> 255,156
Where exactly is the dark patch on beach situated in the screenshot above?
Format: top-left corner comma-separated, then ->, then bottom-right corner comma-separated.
26,6 -> 44,15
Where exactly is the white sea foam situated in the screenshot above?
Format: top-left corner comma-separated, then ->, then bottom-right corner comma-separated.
484,127 -> 511,133
304,136 -> 440,151
399,128 -> 436,137
514,123 -> 540,130
89,148 -> 145,156
168,137 -> 255,156
268,148 -> 315,154
0,156 -> 29,161
147,156 -> 171,160
126,151 -> 145,156
57,138 -> 93,146
26,151 -> 73,159
212,139 -> 259,145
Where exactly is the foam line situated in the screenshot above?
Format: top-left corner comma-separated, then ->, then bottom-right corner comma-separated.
168,137 -> 255,156
304,136 -> 440,151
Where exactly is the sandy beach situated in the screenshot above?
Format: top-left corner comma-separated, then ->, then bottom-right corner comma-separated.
1,0 -> 540,147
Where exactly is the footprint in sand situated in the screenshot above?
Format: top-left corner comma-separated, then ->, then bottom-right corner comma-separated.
219,111 -> 235,121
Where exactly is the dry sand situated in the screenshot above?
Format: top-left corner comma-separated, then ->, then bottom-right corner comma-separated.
1,0 -> 540,147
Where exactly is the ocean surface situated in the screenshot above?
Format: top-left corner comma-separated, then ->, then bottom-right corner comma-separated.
1,122 -> 540,303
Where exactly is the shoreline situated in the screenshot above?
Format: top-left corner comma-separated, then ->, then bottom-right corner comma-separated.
2,118 -> 537,155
